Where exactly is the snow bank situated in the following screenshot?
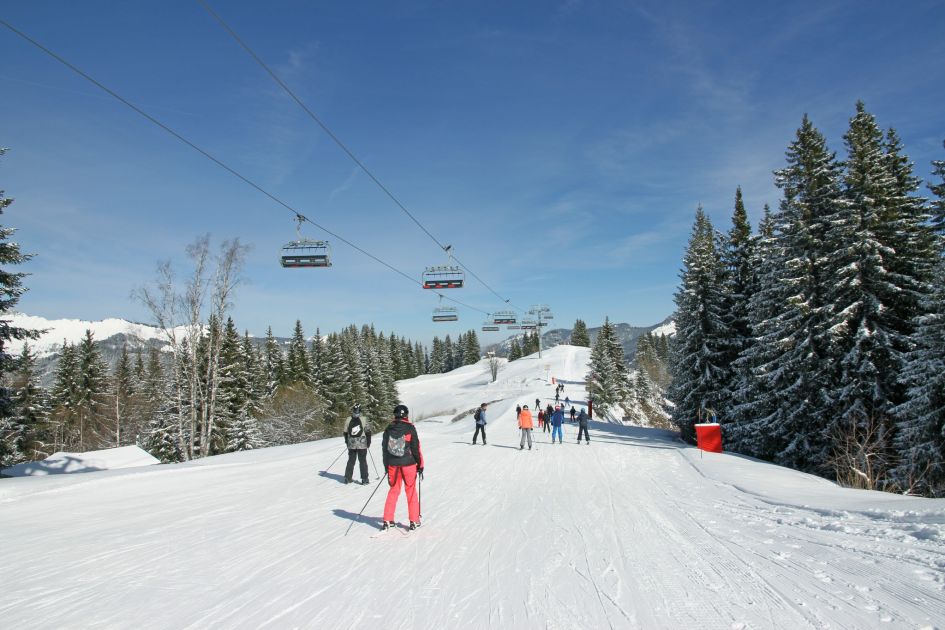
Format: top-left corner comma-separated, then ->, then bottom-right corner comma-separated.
8,312 -> 185,357
3,445 -> 160,477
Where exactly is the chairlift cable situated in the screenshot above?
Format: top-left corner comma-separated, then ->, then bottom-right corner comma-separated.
197,1 -> 526,314
0,18 -> 492,318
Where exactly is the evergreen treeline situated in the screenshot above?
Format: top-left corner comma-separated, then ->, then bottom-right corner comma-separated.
1,319 -> 448,467
668,103 -> 945,496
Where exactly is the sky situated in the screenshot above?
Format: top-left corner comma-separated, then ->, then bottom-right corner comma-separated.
1,0 -> 944,346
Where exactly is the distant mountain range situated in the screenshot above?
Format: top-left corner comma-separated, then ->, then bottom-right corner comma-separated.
485,316 -> 675,360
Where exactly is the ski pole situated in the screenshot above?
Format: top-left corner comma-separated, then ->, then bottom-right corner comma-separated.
368,448 -> 381,480
324,446 -> 347,473
344,473 -> 387,537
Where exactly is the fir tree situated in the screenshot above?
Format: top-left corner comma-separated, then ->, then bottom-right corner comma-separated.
1,343 -> 49,465
0,148 -> 40,465
894,258 -> 945,495
667,208 -> 729,442
463,329 -> 480,365
263,327 -> 285,394
508,339 -> 522,361
308,328 -> 325,393
285,320 -> 311,386
588,317 -> 629,417
110,344 -> 135,447
429,337 -> 444,373
729,117 -> 842,471
75,330 -> 110,451
571,319 -> 590,347
929,138 -> 945,236
443,335 -> 455,372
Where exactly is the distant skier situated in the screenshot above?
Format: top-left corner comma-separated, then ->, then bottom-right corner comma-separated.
577,409 -> 590,444
535,398 -> 541,411
550,405 -> 565,444
516,404 -> 522,418
542,407 -> 551,433
382,404 -> 425,530
565,396 -> 571,408
518,404 -> 534,450
570,406 -> 577,423
343,404 -> 371,485
472,402 -> 487,445
554,391 -> 560,405
537,408 -> 544,430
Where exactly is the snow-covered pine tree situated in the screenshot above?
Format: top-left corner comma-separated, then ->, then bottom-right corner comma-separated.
587,317 -> 628,417
388,333 -> 403,380
463,329 -> 480,365
414,341 -> 425,376
821,104 -> 935,480
308,328 -> 325,394
75,330 -> 110,451
429,337 -> 445,373
0,148 -> 40,466
719,187 -> 755,425
2,343 -> 49,465
321,333 -> 352,427
243,331 -> 266,414
571,319 -> 590,347
894,256 -> 945,496
928,138 -> 945,236
508,339 -> 522,361
110,344 -> 135,447
443,335 -> 455,372
667,208 -> 729,442
285,320 -> 311,387
263,327 -> 284,395
376,332 -> 399,419
732,116 -> 842,471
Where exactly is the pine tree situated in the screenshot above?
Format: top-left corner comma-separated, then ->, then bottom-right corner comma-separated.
929,138 -> 945,236
429,337 -> 444,373
667,208 -> 729,442
263,327 -> 285,395
571,319 -> 590,347
110,344 -> 135,447
0,148 -> 40,465
729,117 -> 843,471
1,343 -> 49,465
463,329 -> 480,364
588,317 -> 629,417
719,187 -> 754,422
285,320 -> 311,386
822,104 -> 934,476
508,339 -> 522,361
894,258 -> 945,495
443,335 -> 455,372
321,333 -> 352,427
308,328 -> 325,393
75,330 -> 110,451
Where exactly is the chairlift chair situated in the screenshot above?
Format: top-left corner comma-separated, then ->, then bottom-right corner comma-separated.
432,306 -> 459,322
506,324 -> 521,330
422,244 -> 464,289
492,310 -> 517,325
482,322 -> 500,332
281,215 -> 331,268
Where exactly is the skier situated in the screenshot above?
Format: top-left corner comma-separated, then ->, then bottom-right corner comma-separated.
577,408 -> 590,444
516,404 -> 522,418
550,405 -> 565,444
565,396 -> 571,408
537,408 -> 544,430
518,404 -> 534,450
554,391 -> 560,405
472,402 -> 487,445
382,404 -> 425,530
543,406 -> 552,433
535,398 -> 541,412
570,406 -> 577,423
343,404 -> 371,485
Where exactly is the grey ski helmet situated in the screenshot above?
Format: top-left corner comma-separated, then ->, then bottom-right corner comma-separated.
352,404 -> 361,417
393,404 -> 409,419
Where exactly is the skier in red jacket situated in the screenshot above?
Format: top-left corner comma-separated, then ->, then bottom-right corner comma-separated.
381,404 -> 425,530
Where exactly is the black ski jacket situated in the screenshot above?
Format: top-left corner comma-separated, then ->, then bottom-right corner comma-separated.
382,418 -> 423,469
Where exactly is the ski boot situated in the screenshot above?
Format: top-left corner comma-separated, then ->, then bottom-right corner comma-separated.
409,521 -> 421,531
382,521 -> 394,531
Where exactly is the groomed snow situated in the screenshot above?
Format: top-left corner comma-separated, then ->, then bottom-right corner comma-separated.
1,345 -> 943,629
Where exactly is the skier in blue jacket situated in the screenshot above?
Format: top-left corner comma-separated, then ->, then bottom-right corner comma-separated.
550,405 -> 565,444
472,402 -> 487,445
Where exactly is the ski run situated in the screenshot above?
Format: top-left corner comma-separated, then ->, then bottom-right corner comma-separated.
2,345 -> 944,629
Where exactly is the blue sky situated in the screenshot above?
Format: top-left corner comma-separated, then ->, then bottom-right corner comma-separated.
2,0 -> 943,346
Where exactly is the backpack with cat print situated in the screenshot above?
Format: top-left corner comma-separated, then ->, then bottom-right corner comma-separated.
386,434 -> 407,457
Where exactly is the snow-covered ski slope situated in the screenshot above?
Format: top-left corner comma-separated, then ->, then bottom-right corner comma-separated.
2,345 -> 944,629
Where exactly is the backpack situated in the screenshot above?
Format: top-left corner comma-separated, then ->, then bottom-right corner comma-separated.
386,434 -> 407,457
474,409 -> 482,423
